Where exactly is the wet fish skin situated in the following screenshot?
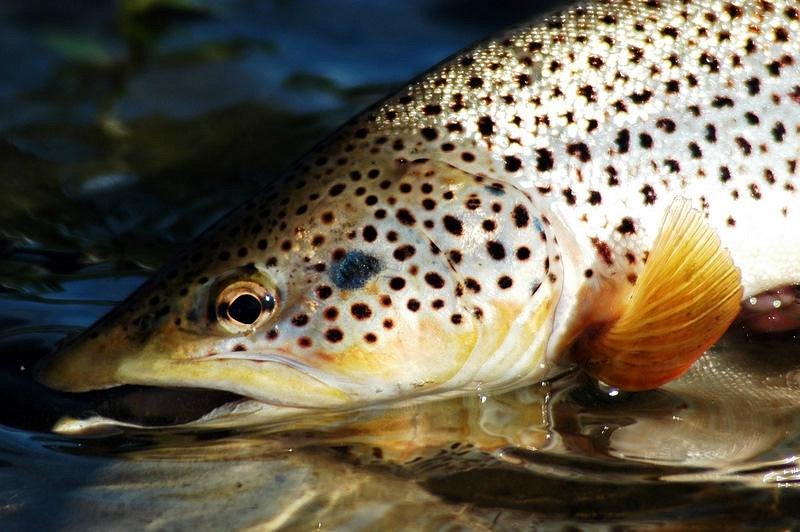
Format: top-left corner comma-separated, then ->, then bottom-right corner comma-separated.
35,1 -> 800,415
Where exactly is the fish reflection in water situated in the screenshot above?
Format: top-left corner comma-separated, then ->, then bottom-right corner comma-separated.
20,328 -> 798,528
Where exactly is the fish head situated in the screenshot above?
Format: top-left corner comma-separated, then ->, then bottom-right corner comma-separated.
35,157 -> 558,414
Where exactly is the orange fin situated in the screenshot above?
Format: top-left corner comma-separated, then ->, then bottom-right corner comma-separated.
578,198 -> 743,391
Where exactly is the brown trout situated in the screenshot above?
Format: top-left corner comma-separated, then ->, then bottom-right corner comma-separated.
35,0 -> 800,421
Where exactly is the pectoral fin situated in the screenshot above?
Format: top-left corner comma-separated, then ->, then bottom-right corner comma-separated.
578,198 -> 743,391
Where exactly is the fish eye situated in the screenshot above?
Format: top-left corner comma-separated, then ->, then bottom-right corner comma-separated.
215,280 -> 277,332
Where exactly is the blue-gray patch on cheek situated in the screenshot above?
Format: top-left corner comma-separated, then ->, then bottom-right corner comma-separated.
533,217 -> 544,233
329,250 -> 382,290
484,184 -> 505,196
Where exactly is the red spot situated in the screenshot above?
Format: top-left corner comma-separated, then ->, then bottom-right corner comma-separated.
316,352 -> 335,362
790,86 -> 800,104
591,237 -> 614,266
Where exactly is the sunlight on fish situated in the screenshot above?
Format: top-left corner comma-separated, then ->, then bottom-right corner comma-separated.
35,0 -> 800,426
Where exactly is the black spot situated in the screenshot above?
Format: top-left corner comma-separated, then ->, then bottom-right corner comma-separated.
504,156 -> 522,172
512,205 -> 529,227
393,245 -> 416,261
389,277 -> 406,290
772,122 -> 786,142
351,303 -> 372,320
640,184 -> 657,205
578,84 -> 597,102
588,56 -> 604,69
329,250 -> 382,290
661,26 -> 679,38
665,79 -> 680,94
497,276 -> 513,289
487,241 -> 506,260
735,136 -> 752,156
477,116 -> 495,136
516,246 -> 531,260
630,90 -> 653,104
745,77 -> 761,95
396,209 -> 416,226
407,299 -> 420,311
420,127 -> 438,141
699,52 -> 720,72
664,159 -> 680,173
325,328 -> 343,343
425,272 -> 445,289
465,278 -> 481,293
617,217 -> 636,235
615,129 -> 630,153
443,215 -> 463,235
711,96 -> 734,108
292,314 -> 309,327
536,148 -> 555,171
567,142 -> 591,162
363,226 -> 378,242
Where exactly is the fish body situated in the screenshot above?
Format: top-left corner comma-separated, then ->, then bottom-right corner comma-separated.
36,0 -> 800,420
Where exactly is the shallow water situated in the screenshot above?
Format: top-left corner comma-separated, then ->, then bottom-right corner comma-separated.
1,0 -> 800,529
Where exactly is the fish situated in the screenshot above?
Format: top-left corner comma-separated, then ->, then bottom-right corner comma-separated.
35,0 -> 800,422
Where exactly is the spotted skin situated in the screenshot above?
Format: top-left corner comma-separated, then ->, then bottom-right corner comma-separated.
36,1 -> 800,416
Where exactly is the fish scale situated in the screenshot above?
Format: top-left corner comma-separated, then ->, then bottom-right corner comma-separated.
35,0 -> 800,422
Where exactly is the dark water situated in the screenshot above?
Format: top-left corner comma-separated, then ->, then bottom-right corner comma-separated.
2,1 -> 800,529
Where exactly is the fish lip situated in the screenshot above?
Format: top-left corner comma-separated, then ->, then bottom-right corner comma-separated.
197,351 -> 350,400
180,350 -> 352,409
34,341 -> 350,410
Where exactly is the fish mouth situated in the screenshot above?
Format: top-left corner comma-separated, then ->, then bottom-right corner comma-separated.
34,340 -> 352,413
74,385 -> 247,428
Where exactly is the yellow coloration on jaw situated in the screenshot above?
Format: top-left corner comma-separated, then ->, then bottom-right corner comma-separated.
326,313 -> 480,399
35,325 -> 350,408
576,198 -> 743,391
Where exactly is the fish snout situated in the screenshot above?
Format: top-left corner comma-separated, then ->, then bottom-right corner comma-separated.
34,326 -> 142,392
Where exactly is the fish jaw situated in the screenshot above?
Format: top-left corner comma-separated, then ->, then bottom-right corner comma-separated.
34,327 -> 351,409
